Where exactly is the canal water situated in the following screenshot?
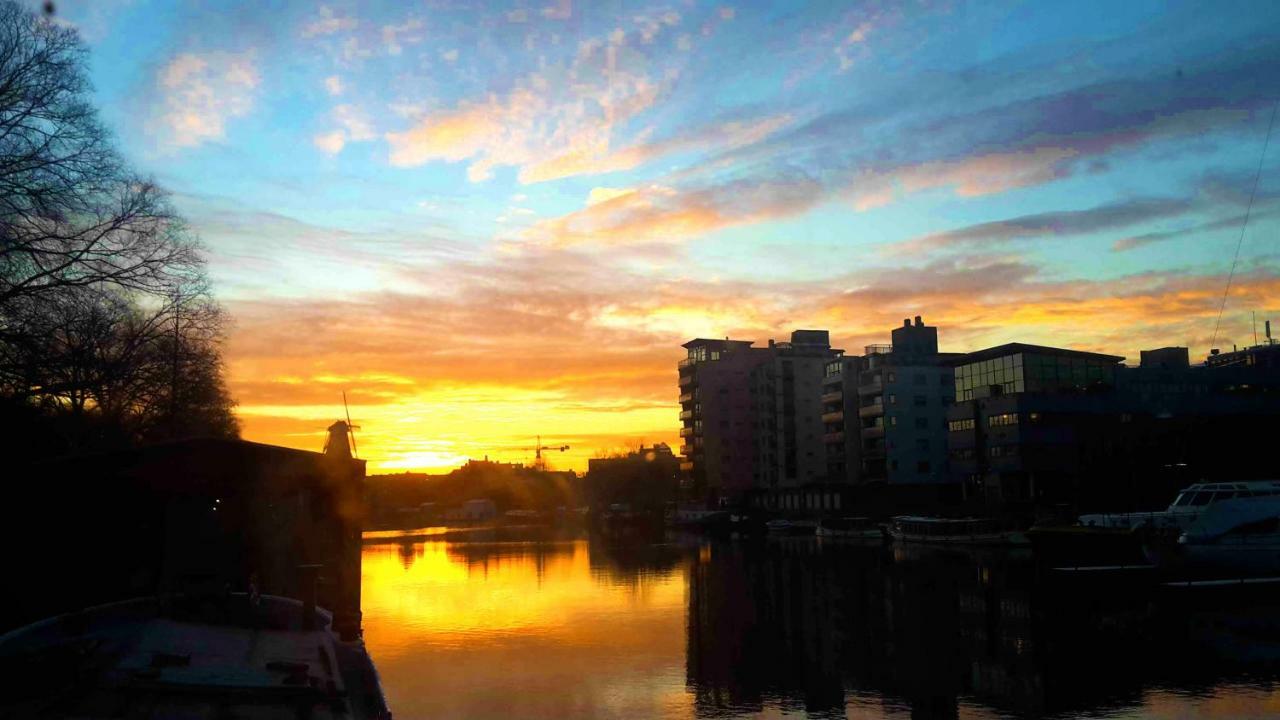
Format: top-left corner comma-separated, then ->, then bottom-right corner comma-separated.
362,534 -> 1280,719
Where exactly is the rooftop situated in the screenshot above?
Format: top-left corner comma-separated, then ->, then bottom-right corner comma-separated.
949,342 -> 1125,366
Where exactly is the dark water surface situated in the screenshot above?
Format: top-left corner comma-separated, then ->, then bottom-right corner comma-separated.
361,534 -> 1280,719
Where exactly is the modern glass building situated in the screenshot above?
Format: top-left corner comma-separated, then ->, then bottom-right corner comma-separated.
954,344 -> 1123,401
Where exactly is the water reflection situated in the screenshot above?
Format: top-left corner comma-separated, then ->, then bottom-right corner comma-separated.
362,535 -> 1280,719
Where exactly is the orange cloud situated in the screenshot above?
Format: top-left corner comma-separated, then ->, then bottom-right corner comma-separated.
223,241 -> 1280,474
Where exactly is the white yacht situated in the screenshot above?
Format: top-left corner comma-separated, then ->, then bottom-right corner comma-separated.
1173,495 -> 1280,574
1079,480 -> 1280,533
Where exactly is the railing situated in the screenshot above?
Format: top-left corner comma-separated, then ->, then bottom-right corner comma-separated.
823,431 -> 844,444
679,426 -> 695,438
678,357 -> 696,369
856,382 -> 884,395
678,372 -> 695,387
678,392 -> 694,404
678,409 -> 693,421
858,403 -> 884,418
820,391 -> 843,405
862,425 -> 884,439
864,344 -> 893,355
821,410 -> 844,424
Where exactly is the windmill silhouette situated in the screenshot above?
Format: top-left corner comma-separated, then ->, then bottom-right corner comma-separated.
323,392 -> 360,459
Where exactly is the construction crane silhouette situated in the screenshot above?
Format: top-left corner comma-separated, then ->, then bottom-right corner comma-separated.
530,435 -> 568,470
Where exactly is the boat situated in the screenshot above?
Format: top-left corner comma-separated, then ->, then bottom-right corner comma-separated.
1161,495 -> 1280,575
1079,480 -> 1280,533
1033,480 -> 1280,568
889,516 -> 1029,546
766,518 -> 816,535
816,516 -> 885,540
0,594 -> 391,719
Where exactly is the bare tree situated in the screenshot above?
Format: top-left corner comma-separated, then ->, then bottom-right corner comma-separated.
0,2 -> 198,311
0,2 -> 237,450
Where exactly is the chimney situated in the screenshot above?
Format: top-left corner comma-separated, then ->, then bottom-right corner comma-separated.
1267,320 -> 1273,342
903,319 -> 910,327
914,315 -> 923,327
1211,348 -> 1220,355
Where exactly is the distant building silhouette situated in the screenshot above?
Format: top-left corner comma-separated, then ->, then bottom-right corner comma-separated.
947,340 -> 1280,511
681,321 -> 1280,515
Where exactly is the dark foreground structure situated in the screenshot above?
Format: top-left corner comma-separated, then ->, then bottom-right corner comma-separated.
0,424 -> 388,718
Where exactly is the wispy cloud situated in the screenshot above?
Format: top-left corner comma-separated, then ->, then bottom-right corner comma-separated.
150,51 -> 259,149
301,5 -> 357,38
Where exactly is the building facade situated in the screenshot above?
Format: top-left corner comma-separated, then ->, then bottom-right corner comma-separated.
854,317 -> 959,485
679,338 -> 772,503
947,341 -> 1280,512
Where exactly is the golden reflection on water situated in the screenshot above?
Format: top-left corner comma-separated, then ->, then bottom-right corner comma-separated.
362,538 -> 1280,720
362,539 -> 694,719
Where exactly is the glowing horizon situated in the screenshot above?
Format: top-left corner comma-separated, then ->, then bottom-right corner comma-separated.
50,0 -> 1280,473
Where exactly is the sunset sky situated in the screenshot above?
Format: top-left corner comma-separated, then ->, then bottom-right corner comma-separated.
48,0 -> 1280,473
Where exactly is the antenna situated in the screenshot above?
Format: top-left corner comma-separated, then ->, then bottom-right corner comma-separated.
343,391 -> 359,458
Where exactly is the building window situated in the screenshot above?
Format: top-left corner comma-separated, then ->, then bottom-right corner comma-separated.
917,460 -> 931,473
888,394 -> 897,404
710,350 -> 721,360
948,418 -> 975,432
915,417 -> 928,429
914,373 -> 926,385
1028,412 -> 1041,424
990,445 -> 1018,458
913,395 -> 926,407
989,413 -> 1019,427
887,372 -> 897,383
889,415 -> 897,426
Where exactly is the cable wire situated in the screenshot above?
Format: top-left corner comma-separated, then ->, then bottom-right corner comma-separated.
1210,98 -> 1279,350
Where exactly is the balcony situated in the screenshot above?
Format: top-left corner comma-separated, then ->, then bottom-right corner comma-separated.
864,344 -> 893,356
862,425 -> 884,439
678,357 -> 695,369
858,403 -> 884,418
679,426 -> 696,438
857,382 -> 884,396
678,392 -> 694,404
823,431 -> 844,444
862,444 -> 886,460
679,460 -> 695,472
679,409 -> 693,421
821,410 -> 844,424
820,390 -> 843,405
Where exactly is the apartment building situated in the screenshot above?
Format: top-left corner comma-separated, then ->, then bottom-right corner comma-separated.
679,338 -> 773,504
820,354 -> 863,484
854,317 -> 960,485
749,330 -> 841,491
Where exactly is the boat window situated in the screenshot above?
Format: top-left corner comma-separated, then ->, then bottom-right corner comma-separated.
1187,492 -> 1213,506
1171,494 -> 1189,506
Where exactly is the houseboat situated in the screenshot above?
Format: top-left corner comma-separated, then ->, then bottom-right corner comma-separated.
889,516 -> 1029,546
816,516 -> 886,540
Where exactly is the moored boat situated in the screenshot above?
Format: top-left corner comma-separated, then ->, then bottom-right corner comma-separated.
889,516 -> 1029,546
816,516 -> 885,540
1158,495 -> 1280,575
